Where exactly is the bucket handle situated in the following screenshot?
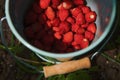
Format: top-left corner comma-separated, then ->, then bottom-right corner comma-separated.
0,17 -> 43,73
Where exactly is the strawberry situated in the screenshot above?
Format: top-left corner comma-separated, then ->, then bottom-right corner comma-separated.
81,6 -> 91,14
24,27 -> 34,39
58,8 -> 69,21
85,11 -> 97,23
76,13 -> 85,25
62,0 -> 72,9
54,32 -> 62,40
73,0 -> 85,5
51,18 -> 60,27
57,3 -> 64,10
74,34 -> 84,44
73,44 -> 81,50
72,24 -> 79,32
63,32 -> 73,43
80,38 -> 89,49
87,23 -> 97,33
32,2 -> 42,14
59,21 -> 70,34
66,17 -> 75,24
39,0 -> 51,9
38,13 -> 47,24
72,41 -> 81,50
24,11 -> 37,25
81,23 -> 89,28
46,20 -> 52,28
85,31 -> 94,41
71,7 -> 82,18
53,27 -> 60,32
45,7 -> 55,20
51,0 -> 60,9
77,27 -> 85,34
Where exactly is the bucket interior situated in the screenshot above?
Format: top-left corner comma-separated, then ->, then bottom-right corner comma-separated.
6,0 -> 116,58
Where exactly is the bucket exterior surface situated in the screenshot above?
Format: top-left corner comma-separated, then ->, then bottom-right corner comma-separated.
5,0 -> 116,58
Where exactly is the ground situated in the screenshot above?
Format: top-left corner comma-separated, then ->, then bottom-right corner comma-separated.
0,0 -> 120,80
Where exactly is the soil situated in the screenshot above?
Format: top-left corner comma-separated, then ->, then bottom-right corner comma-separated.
0,0 -> 120,80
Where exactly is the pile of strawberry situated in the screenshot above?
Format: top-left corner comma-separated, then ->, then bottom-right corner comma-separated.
24,0 -> 97,53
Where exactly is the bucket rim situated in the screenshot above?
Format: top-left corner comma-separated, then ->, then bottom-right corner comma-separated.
5,0 -> 117,58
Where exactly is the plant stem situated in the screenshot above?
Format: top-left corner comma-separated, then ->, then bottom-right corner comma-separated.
101,53 -> 120,65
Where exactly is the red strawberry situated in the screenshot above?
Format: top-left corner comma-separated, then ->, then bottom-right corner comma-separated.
87,23 -> 96,33
63,32 -> 73,43
39,0 -> 51,9
52,0 -> 60,9
24,27 -> 34,39
62,0 -> 72,9
72,24 -> 79,32
66,17 -> 75,24
59,21 -> 70,34
71,7 -> 82,18
76,13 -> 85,25
45,7 -> 55,20
46,20 -> 52,28
54,32 -> 62,39
32,2 -> 42,14
74,34 -> 84,44
73,44 -> 81,50
73,0 -> 85,5
72,41 -> 81,50
38,13 -> 47,24
81,23 -> 89,28
24,11 -> 37,25
85,31 -> 94,41
77,27 -> 85,34
51,18 -> 60,27
58,8 -> 69,21
57,3 -> 64,10
53,27 -> 60,32
85,11 -> 97,23
80,38 -> 89,49
81,6 -> 91,14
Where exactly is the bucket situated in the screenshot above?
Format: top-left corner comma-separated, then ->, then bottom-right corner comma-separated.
0,0 -> 118,78
2,0 -> 116,61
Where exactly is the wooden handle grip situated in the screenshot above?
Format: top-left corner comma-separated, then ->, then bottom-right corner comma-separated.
43,57 -> 91,78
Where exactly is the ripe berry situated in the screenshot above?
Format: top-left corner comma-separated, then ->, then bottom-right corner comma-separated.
63,32 -> 73,43
85,31 -> 94,41
87,23 -> 97,33
73,0 -> 85,5
54,32 -> 62,40
58,8 -> 69,21
76,13 -> 85,25
45,7 -> 55,20
80,38 -> 89,49
85,11 -> 97,23
39,0 -> 51,9
62,0 -> 72,9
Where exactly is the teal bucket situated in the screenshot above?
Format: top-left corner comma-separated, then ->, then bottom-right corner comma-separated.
2,0 -> 117,61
